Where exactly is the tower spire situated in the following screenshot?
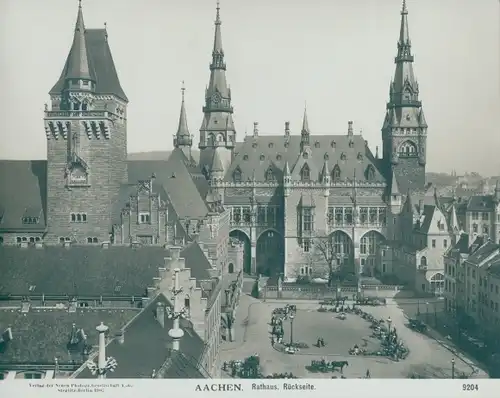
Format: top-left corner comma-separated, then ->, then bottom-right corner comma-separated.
65,0 -> 93,82
174,81 -> 192,150
300,105 -> 310,150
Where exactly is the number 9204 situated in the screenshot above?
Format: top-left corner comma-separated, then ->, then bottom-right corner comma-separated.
462,384 -> 479,391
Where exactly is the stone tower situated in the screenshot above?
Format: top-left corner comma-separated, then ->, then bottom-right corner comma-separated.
382,0 -> 427,193
43,2 -> 128,244
198,2 -> 236,176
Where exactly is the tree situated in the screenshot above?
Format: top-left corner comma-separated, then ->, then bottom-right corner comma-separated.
305,234 -> 341,287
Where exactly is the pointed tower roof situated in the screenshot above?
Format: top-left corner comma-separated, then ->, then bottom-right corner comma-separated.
174,81 -> 192,148
301,106 -> 310,134
390,168 -> 401,196
449,203 -> 460,232
210,149 -> 224,172
283,160 -> 290,176
213,1 -> 223,55
433,187 -> 442,209
65,1 -> 93,81
418,108 -> 428,127
321,158 -> 329,181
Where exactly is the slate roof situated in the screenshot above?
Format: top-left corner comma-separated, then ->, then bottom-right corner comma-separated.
50,29 -> 128,102
0,160 -> 47,231
225,134 -> 387,184
418,205 -> 436,234
466,241 -> 499,265
74,293 -> 206,379
466,195 -> 496,212
0,309 -> 136,364
0,244 -> 212,296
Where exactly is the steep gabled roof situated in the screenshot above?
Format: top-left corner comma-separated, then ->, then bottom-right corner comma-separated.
224,134 -> 386,184
74,293 -> 206,379
466,195 -> 496,212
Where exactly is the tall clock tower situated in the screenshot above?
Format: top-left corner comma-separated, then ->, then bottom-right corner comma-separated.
198,2 -> 236,174
381,1 -> 427,193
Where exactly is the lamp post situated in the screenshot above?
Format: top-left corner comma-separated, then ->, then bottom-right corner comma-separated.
451,357 -> 455,379
426,302 -> 430,323
289,311 -> 295,347
387,316 -> 392,334
85,322 -> 118,378
417,300 -> 420,317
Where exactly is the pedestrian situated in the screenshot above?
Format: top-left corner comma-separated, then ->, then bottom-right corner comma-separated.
366,369 -> 371,378
271,336 -> 275,346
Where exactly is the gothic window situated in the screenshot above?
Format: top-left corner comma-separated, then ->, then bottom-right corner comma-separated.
73,103 -> 80,111
217,134 -> 224,142
302,208 -> 313,232
276,154 -> 282,161
265,167 -> 275,182
365,165 -> 375,181
314,141 -> 320,148
332,165 -> 341,182
93,237 -> 98,243
81,103 -> 88,111
331,141 -> 336,148
357,152 -> 363,161
233,167 -> 242,182
139,212 -> 150,223
349,140 -> 354,148
324,153 -> 329,160
243,155 -> 248,161
260,154 -> 265,161
242,207 -> 251,223
360,207 -> 368,224
398,141 -> 417,157
483,225 -> 489,234
268,142 -> 274,148
420,256 -> 427,268
257,206 -> 266,224
340,153 -> 347,161
327,207 -> 334,225
344,207 -> 353,225
301,164 -> 310,181
207,133 -> 216,146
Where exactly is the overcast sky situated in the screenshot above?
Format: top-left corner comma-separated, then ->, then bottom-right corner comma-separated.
0,0 -> 498,175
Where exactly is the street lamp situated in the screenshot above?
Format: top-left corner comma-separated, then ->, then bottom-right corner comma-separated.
426,302 -> 430,323
387,316 -> 392,333
451,357 -> 455,379
289,311 -> 295,348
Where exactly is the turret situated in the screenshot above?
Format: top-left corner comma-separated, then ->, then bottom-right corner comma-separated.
173,81 -> 193,157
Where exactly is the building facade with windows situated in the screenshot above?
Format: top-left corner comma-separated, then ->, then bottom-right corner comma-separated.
1,2 -> 438,285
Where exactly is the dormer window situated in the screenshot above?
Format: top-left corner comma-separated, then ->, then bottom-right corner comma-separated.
314,141 -> 320,148
82,103 -> 88,111
324,153 -> 329,160
73,103 -> 80,111
265,167 -> 275,182
357,153 -> 363,161
365,165 -> 375,181
340,153 -> 347,161
259,154 -> 265,161
22,217 -> 39,225
332,165 -> 341,182
349,141 -> 354,148
233,167 -> 242,182
82,80 -> 89,86
331,141 -> 336,148
301,164 -> 310,182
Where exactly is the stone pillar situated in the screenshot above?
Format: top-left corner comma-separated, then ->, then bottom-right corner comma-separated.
96,322 -> 109,379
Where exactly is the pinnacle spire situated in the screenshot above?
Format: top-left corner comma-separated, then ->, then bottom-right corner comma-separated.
301,105 -> 309,134
174,81 -> 192,148
212,1 -> 224,67
65,1 -> 92,81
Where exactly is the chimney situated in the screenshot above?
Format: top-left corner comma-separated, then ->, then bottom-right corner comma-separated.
146,286 -> 156,297
284,121 -> 290,137
253,121 -> 259,137
347,121 -> 353,136
418,200 -> 424,214
156,302 -> 165,328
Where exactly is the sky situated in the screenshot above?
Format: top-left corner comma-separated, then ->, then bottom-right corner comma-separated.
0,0 -> 499,175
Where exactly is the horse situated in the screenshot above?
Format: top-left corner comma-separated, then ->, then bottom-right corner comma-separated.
331,360 -> 349,373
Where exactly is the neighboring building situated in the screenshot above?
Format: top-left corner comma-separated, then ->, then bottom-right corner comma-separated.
0,244 -> 223,379
378,189 -> 458,294
444,237 -> 500,348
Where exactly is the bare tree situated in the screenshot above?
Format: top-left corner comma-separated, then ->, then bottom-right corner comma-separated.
305,234 -> 341,287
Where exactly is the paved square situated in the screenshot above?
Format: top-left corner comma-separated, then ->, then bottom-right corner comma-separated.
220,296 -> 489,379
280,309 -> 380,355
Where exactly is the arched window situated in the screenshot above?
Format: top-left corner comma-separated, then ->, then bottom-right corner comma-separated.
207,133 -> 216,146
332,165 -> 341,182
81,103 -> 88,111
92,237 -> 98,243
217,134 -> 224,142
77,214 -> 81,222
233,167 -> 242,183
301,164 -> 310,182
228,263 -> 234,274
420,256 -> 427,268
398,141 -> 417,157
365,165 -> 375,181
265,167 -> 275,182
360,231 -> 385,255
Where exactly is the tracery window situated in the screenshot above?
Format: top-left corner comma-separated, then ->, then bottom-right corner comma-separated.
398,141 -> 417,157
332,165 -> 341,182
301,164 -> 310,182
